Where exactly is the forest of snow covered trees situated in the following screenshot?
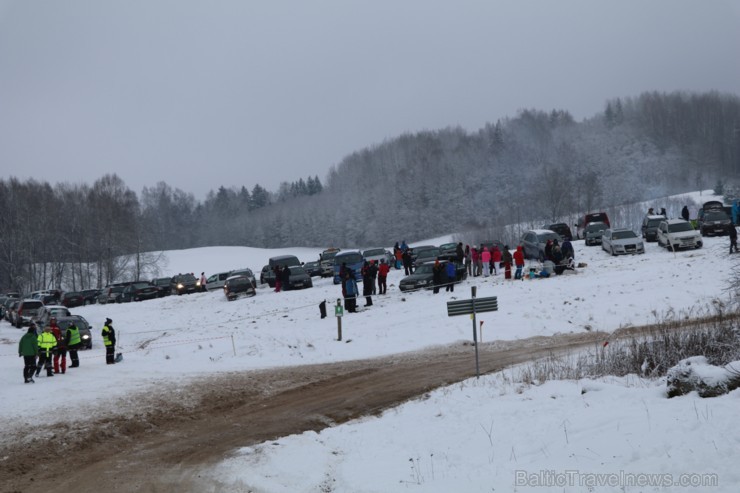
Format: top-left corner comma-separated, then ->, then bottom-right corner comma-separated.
1,90 -> 739,292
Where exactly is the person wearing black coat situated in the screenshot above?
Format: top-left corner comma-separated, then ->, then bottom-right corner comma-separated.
681,205 -> 690,222
361,261 -> 373,307
728,224 -> 738,254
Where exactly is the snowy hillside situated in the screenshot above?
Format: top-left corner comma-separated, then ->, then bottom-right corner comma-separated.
1,199 -> 739,491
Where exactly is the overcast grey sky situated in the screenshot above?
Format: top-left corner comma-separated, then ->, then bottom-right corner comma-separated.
1,1 -> 739,198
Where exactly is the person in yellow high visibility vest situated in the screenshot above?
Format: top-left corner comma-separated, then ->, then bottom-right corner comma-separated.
102,318 -> 116,365
65,321 -> 82,368
36,325 -> 57,377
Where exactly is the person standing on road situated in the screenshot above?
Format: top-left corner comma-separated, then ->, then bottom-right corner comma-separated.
681,205 -> 690,222
464,245 -> 471,276
377,259 -> 389,294
19,325 -> 38,383
361,261 -> 373,307
36,325 -> 57,377
369,260 -> 378,295
491,245 -> 502,275
66,321 -> 82,368
432,259 -> 444,294
273,265 -> 282,292
200,272 -> 207,291
102,318 -> 116,365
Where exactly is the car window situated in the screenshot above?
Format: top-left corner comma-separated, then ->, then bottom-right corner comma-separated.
338,253 -> 363,264
612,230 -> 637,239
415,264 -> 435,274
537,232 -> 560,242
705,212 -> 728,221
668,222 -> 694,233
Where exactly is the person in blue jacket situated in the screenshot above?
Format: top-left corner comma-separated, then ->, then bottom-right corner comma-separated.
445,261 -> 457,292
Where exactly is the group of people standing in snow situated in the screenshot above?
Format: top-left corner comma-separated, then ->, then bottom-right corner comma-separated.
17,317 -> 117,384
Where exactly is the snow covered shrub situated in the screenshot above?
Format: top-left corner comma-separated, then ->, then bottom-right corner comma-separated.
666,356 -> 740,398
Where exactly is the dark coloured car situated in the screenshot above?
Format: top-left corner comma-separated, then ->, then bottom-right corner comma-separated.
399,260 -> 466,292
641,214 -> 665,242
98,285 -> 127,304
121,282 -> 160,302
61,291 -> 85,308
302,261 -> 322,277
583,222 -> 608,246
229,268 -> 257,289
223,275 -> 256,301
412,246 -> 440,267
151,277 -> 172,297
171,274 -> 198,295
80,289 -> 100,305
576,212 -> 610,239
15,299 -> 44,328
520,229 -> 561,261
261,265 -> 274,286
438,243 -> 459,261
282,265 -> 314,290
543,223 -> 573,241
698,210 -> 732,236
55,315 -> 93,350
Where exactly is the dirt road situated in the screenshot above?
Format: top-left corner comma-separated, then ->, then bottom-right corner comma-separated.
0,328 -> 622,493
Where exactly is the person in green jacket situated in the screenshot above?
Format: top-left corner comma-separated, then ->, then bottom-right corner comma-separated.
18,324 -> 38,383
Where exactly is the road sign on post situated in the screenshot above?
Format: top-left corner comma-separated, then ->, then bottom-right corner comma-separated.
447,288 -> 498,378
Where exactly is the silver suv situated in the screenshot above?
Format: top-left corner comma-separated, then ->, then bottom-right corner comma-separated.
657,219 -> 702,250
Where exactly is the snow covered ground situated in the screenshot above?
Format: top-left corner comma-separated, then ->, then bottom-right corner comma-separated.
1,191 -> 739,492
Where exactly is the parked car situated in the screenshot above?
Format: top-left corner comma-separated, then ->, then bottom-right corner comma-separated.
437,243 -> 459,261
15,299 -> 45,328
35,305 -> 72,329
412,246 -> 440,267
697,209 -> 732,236
151,277 -> 173,297
601,228 -> 645,256
576,212 -> 610,239
697,200 -> 724,225
5,299 -> 20,325
121,282 -> 160,302
55,315 -> 93,349
171,273 -> 198,295
205,272 -> 231,291
543,223 -> 573,241
260,265 -> 274,286
641,214 -> 665,242
302,260 -> 322,277
280,265 -> 314,290
229,268 -> 257,289
332,251 -> 364,284
80,289 -> 100,305
98,285 -> 126,304
520,229 -> 561,261
319,248 -> 341,277
657,219 -> 703,250
362,248 -> 393,266
60,291 -> 85,308
399,260 -> 466,292
267,255 -> 303,287
223,274 -> 257,301
409,245 -> 437,266
583,222 -> 608,246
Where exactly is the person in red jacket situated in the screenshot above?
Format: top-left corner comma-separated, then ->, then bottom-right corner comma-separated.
491,246 -> 502,275
49,317 -> 67,374
377,259 -> 390,294
513,245 -> 525,280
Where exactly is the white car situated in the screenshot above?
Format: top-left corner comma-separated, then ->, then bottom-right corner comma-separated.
601,228 -> 645,256
657,219 -> 703,251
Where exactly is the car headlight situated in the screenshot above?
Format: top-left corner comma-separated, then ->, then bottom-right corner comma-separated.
177,283 -> 184,289
196,280 -> 201,286
81,334 -> 90,340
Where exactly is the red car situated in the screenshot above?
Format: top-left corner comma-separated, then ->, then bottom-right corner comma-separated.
61,291 -> 85,308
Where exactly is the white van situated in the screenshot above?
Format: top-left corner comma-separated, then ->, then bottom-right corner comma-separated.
205,272 -> 231,290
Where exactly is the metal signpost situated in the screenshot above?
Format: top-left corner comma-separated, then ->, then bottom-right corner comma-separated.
447,286 -> 498,378
335,299 -> 344,341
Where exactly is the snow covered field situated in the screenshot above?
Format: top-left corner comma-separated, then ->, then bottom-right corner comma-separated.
1,192 -> 739,492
